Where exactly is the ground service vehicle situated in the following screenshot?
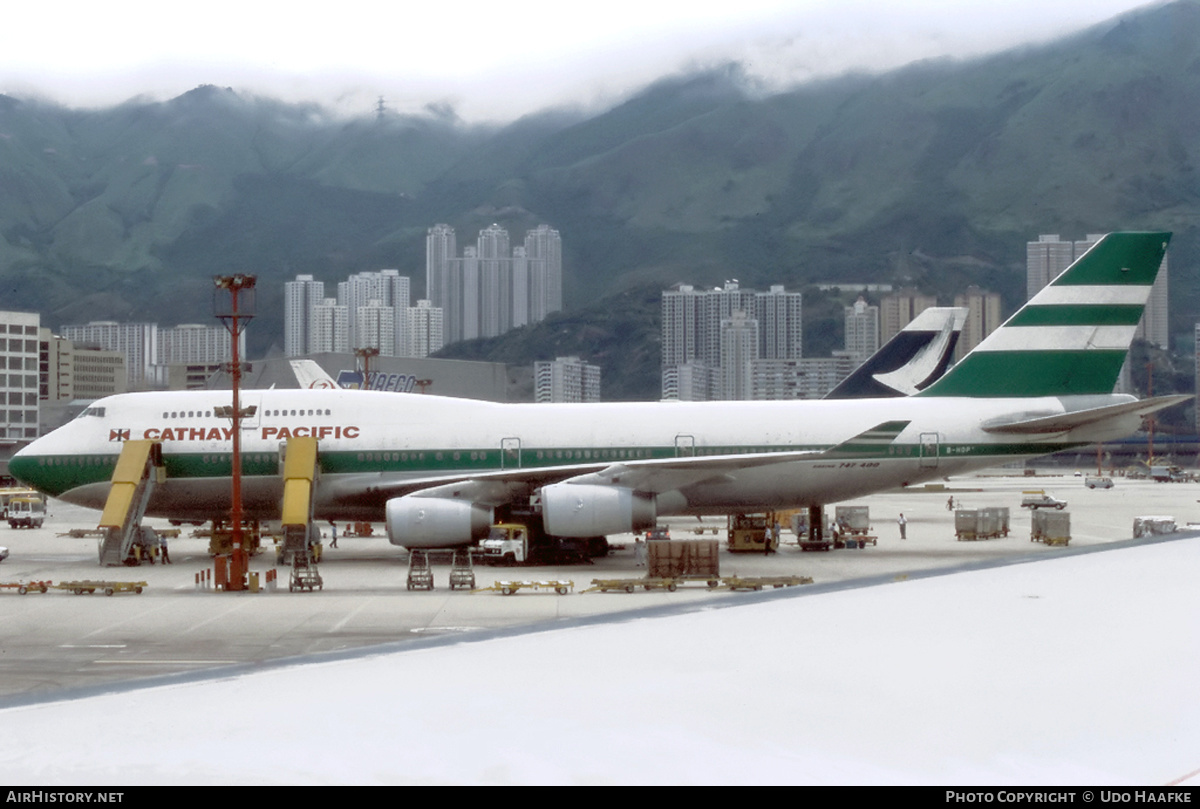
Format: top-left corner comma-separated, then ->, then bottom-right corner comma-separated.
478,523 -> 532,565
1085,476 -> 1114,489
1,488 -> 39,520
7,496 -> 45,529
1020,491 -> 1067,510
477,522 -> 595,565
1150,465 -> 1187,482
727,513 -> 778,553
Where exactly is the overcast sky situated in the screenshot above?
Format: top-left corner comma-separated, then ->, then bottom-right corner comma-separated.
0,0 -> 1165,122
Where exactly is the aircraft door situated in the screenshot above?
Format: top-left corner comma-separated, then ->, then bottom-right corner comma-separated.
501,437 -> 521,469
675,434 -> 696,457
919,432 -> 939,468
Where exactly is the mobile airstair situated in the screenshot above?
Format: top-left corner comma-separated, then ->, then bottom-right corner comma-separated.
97,440 -> 164,566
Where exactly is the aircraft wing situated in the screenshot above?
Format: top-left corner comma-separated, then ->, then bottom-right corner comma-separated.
322,421 -> 911,509
980,395 -> 1191,435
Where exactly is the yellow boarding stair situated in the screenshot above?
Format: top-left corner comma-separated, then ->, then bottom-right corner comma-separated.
97,440 -> 164,566
280,436 -> 320,573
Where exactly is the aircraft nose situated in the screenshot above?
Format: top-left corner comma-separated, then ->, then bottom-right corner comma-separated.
9,440 -> 56,494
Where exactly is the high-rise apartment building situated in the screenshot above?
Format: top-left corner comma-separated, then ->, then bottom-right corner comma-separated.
719,311 -> 760,401
425,223 -> 457,327
406,300 -> 444,359
953,286 -> 1003,361
353,298 -> 397,356
158,324 -> 240,366
426,223 -> 562,345
1,311 -> 40,444
337,270 -> 410,354
61,321 -> 159,389
287,271 -> 434,358
758,285 -> 804,360
525,224 -> 563,318
535,356 -> 601,403
881,287 -> 938,344
844,297 -> 880,362
309,298 -> 351,354
38,328 -> 71,402
751,354 -> 861,400
72,348 -> 126,400
1026,234 -> 1080,301
284,274 -> 325,357
661,282 -> 803,400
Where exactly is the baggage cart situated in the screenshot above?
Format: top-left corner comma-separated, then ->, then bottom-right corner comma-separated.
406,550 -> 434,591
1,580 -> 51,595
54,580 -> 146,595
289,552 -> 323,592
448,549 -> 476,590
722,575 -> 813,591
479,580 -> 574,595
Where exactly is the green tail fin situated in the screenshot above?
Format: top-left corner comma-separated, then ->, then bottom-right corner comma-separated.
920,231 -> 1170,398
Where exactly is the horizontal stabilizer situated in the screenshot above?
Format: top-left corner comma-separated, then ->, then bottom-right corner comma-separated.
822,421 -> 912,456
981,395 -> 1191,435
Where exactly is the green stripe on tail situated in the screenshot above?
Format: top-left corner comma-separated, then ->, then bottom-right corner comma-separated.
921,232 -> 1170,398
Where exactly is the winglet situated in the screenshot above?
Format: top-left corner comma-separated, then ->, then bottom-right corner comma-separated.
920,232 -> 1170,398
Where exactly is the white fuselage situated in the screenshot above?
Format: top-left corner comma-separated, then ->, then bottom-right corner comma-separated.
11,388 -> 1139,525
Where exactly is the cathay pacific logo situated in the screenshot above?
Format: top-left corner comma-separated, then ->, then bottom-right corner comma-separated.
109,429 -> 130,442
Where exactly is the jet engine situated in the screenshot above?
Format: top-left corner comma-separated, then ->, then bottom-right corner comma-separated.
385,495 -> 493,548
540,483 -> 656,537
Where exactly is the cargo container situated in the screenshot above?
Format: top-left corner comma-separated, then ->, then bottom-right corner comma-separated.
833,505 -> 870,536
954,507 -> 1009,540
1031,510 -> 1070,545
648,539 -> 720,579
1133,516 -> 1176,537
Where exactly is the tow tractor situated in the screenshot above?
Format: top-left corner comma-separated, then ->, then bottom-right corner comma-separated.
476,522 -> 594,566
478,523 -> 531,565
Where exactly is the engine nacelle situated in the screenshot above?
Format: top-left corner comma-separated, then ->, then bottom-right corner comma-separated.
385,495 -> 493,548
540,483 -> 656,537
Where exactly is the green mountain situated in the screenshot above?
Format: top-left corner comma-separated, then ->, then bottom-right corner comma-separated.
2,1 -> 1199,402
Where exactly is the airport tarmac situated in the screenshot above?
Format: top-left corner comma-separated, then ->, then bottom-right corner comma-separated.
0,469 -> 1196,703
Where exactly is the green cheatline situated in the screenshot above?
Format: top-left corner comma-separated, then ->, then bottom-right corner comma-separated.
16,437 -> 1089,499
